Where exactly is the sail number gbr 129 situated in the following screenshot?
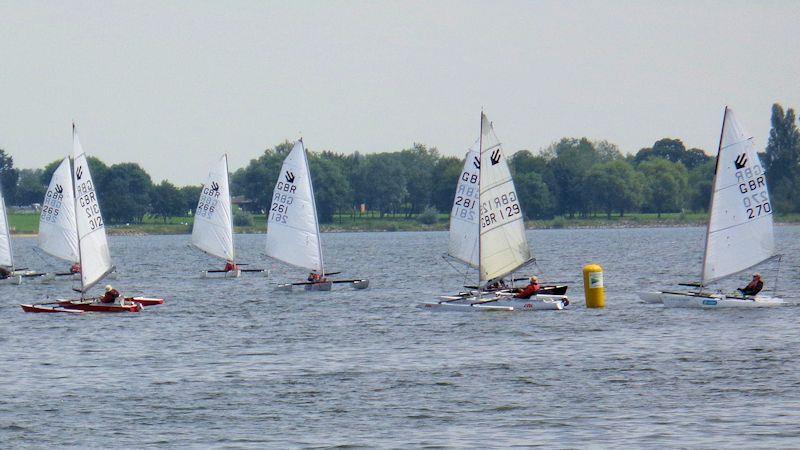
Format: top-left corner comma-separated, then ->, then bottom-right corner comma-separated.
480,190 -> 521,229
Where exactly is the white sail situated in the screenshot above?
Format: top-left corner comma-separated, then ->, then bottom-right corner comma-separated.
38,157 -> 79,263
0,183 -> 12,268
478,113 -> 531,281
265,140 -> 323,273
191,154 -> 235,262
73,126 -> 113,291
702,107 -> 775,284
448,145 -> 480,268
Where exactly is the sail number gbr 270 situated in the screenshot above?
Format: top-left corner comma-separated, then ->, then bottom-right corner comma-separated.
480,190 -> 521,229
736,164 -> 770,219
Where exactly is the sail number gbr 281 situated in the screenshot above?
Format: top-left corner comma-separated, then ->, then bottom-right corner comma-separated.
481,190 -> 521,229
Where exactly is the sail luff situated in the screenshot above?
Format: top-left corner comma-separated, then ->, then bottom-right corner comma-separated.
73,125 -> 113,292
701,107 -> 775,285
700,107 -> 728,285
265,140 -> 323,272
301,140 -> 325,276
478,112 -> 531,281
191,154 -> 235,261
38,157 -> 79,263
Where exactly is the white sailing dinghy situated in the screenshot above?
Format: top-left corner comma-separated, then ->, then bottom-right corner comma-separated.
421,112 -> 568,311
0,182 -> 22,285
191,154 -> 251,278
21,125 -> 163,313
265,139 -> 368,291
639,107 -> 784,308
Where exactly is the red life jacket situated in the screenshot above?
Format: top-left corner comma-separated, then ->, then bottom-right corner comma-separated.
100,289 -> 120,303
515,283 -> 541,299
224,262 -> 238,272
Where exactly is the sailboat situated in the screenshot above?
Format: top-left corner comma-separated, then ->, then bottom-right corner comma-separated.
0,182 -> 22,285
21,124 -> 164,313
443,143 -> 568,298
266,139 -> 368,291
191,154 -> 258,278
639,107 -> 784,308
421,112 -> 569,311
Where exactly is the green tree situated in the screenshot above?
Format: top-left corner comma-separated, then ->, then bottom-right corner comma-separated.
763,103 -> 800,213
544,138 -> 599,217
634,138 -> 710,169
179,185 -> 201,215
0,149 -> 19,204
687,160 -> 715,212
100,163 -> 153,223
354,153 -> 406,217
431,156 -> 463,213
637,159 -> 688,217
14,168 -> 46,206
586,160 -> 643,218
515,171 -> 553,219
150,180 -> 185,223
309,153 -> 352,223
397,144 -> 439,216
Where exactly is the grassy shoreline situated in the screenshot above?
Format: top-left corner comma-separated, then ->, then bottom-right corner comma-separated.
10,212 -> 800,236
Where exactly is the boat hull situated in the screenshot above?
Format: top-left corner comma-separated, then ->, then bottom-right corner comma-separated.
202,269 -> 241,279
304,281 -> 332,291
20,304 -> 85,314
662,292 -> 784,308
55,299 -> 142,313
638,291 -> 664,304
0,275 -> 22,286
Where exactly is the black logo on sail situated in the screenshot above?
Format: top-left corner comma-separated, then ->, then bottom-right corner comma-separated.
734,153 -> 748,169
76,166 -> 83,180
490,149 -> 501,165
285,171 -> 295,183
55,184 -> 63,194
210,181 -> 220,192
473,156 -> 480,169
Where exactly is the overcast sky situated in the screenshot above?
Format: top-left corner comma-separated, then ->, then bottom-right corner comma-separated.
1,0 -> 798,185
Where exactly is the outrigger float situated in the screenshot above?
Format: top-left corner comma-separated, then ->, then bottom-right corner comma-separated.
21,124 -> 165,314
421,112 -> 568,312
265,139 -> 369,291
638,107 -> 784,308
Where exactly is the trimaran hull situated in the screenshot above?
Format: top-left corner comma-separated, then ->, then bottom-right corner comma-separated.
421,293 -> 568,312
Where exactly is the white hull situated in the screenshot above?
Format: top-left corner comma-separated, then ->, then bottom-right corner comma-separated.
276,279 -> 369,292
201,269 -> 241,279
662,291 -> 784,308
638,291 -> 664,304
420,293 -> 568,312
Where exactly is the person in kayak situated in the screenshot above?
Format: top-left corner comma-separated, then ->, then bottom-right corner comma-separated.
70,262 -> 81,274
514,276 -> 541,299
100,285 -> 121,304
0,267 -> 10,279
223,260 -> 239,272
738,273 -> 764,297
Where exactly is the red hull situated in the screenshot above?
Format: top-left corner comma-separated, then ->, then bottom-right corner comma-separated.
129,297 -> 164,306
56,300 -> 141,313
20,304 -> 85,314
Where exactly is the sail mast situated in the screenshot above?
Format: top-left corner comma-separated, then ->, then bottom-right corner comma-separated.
72,123 -> 84,294
0,183 -> 13,269
225,153 -> 235,262
302,139 -> 325,277
477,111 -> 484,286
699,106 -> 728,287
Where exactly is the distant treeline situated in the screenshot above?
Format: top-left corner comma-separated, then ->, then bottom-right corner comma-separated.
1,103 -> 799,223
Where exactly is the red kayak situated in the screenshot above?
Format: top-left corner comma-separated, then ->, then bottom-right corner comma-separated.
21,297 -> 164,314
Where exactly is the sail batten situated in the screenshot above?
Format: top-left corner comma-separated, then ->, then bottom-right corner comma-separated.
447,145 -> 480,268
701,108 -> 775,285
191,154 -> 235,262
73,126 -> 113,292
478,113 -> 531,281
39,158 -> 79,263
265,140 -> 323,272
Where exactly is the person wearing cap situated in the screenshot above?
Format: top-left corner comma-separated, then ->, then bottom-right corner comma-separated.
738,273 -> 764,297
515,276 -> 541,299
100,285 -> 121,304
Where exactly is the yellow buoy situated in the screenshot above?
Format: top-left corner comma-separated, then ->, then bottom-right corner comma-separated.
583,264 -> 605,308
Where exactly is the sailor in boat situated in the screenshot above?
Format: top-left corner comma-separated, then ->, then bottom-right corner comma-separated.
0,266 -> 10,279
100,285 -> 122,304
737,273 -> 764,297
514,276 -> 541,299
70,262 -> 81,274
307,271 -> 326,283
223,260 -> 239,272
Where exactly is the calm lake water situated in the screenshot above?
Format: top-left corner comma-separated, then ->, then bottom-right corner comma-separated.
2,226 -> 800,447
